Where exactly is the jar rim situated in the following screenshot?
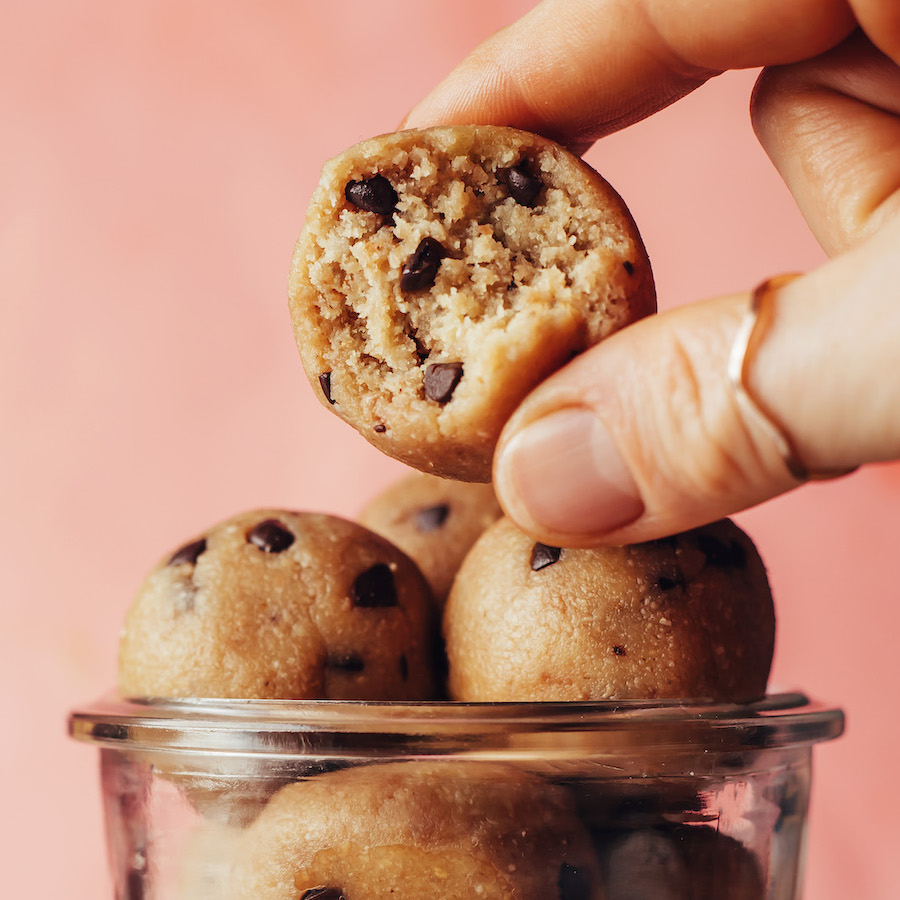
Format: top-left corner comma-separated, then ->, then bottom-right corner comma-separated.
68,691 -> 843,759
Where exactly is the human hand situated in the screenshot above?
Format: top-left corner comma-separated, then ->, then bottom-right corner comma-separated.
404,0 -> 900,547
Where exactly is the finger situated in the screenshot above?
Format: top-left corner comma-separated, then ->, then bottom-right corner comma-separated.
403,0 -> 856,148
492,217 -> 900,547
752,31 -> 900,256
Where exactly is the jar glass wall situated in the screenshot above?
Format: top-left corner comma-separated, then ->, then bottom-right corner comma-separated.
70,693 -> 843,899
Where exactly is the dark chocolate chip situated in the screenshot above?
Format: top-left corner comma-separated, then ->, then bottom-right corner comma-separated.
505,164 -> 542,207
167,537 -> 206,567
300,889 -> 346,900
373,423 -> 387,433
399,653 -> 409,681
655,574 -> 682,591
558,862 -> 591,900
530,542 -> 562,571
350,563 -> 398,608
327,654 -> 365,673
400,237 -> 445,293
247,519 -> 295,554
697,533 -> 747,569
424,362 -> 463,403
623,260 -> 635,275
415,503 -> 450,532
319,372 -> 334,404
612,645 -> 626,657
344,174 -> 398,215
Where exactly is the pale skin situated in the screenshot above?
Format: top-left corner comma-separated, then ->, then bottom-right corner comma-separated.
404,0 -> 900,548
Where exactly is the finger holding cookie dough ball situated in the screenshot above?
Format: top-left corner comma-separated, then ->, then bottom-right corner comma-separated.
290,125 -> 655,481
444,517 -> 774,702
118,509 -> 438,700
360,472 -> 502,608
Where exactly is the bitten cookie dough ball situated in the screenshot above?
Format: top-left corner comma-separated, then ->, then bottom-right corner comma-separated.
118,510 -> 437,700
228,762 -> 603,900
290,125 -> 655,481
360,472 -> 502,608
444,518 -> 774,702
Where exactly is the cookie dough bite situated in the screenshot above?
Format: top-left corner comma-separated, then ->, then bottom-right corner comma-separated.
290,125 -> 655,481
444,518 -> 774,702
359,472 -> 502,608
118,509 -> 438,700
228,762 -> 603,900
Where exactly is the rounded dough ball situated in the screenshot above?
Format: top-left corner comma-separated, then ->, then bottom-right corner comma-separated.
359,472 -> 502,608
444,518 -> 774,702
118,509 -> 438,700
227,762 -> 603,900
290,125 -> 655,481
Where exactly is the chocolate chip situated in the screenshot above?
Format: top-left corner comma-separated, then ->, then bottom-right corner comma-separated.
415,503 -> 450,532
300,889 -> 346,900
505,163 -> 542,207
400,237 -> 445,292
167,538 -> 206,567
351,563 -> 398,607
655,574 -> 682,591
558,862 -> 591,900
530,542 -> 562,571
327,654 -> 365,673
399,654 -> 409,681
344,174 -> 398,215
623,260 -> 635,275
373,422 -> 386,433
247,519 -> 295,554
612,645 -> 626,656
424,362 -> 463,403
319,372 -> 334,404
697,533 -> 746,569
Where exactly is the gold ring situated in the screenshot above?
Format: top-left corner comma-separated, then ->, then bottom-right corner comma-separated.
727,274 -> 855,483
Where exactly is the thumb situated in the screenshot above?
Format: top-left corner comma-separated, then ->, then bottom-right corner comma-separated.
492,219 -> 900,546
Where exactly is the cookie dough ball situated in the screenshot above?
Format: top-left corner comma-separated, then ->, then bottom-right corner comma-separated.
597,827 -> 763,900
600,830 -> 690,900
360,472 -> 502,608
228,762 -> 603,900
118,509 -> 438,700
290,125 -> 655,481
444,518 -> 774,702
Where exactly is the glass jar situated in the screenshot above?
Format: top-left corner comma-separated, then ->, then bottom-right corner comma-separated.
69,692 -> 842,899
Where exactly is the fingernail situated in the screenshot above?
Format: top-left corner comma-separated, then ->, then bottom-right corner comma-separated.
496,408 -> 643,536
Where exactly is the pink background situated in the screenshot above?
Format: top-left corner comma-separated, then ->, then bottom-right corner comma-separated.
2,2 -> 897,897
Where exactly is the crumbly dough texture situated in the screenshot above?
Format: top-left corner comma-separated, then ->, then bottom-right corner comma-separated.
290,125 -> 655,481
444,518 -> 774,702
359,472 -> 502,608
227,762 -> 603,900
118,509 -> 437,700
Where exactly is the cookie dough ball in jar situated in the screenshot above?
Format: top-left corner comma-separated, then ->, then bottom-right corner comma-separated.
228,762 -> 603,900
444,518 -> 774,702
360,472 -> 502,608
290,124 -> 655,481
118,509 -> 438,700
